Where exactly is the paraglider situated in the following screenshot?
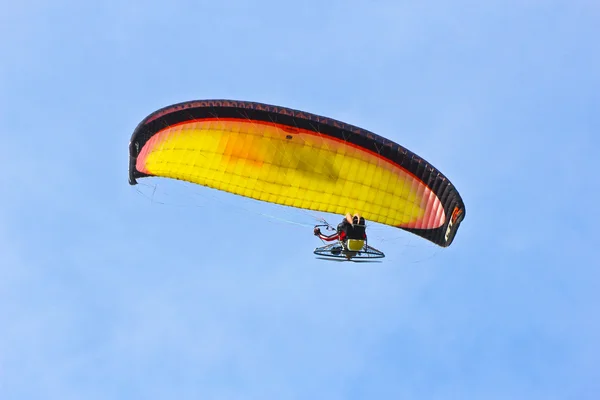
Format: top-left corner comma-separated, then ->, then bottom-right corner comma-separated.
128,99 -> 466,260
313,213 -> 385,260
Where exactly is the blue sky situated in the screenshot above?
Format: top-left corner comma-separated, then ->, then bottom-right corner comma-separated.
1,0 -> 598,399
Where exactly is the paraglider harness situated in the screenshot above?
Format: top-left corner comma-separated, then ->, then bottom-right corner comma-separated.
313,218 -> 385,260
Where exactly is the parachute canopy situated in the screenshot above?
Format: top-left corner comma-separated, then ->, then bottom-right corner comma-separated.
129,100 -> 465,247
